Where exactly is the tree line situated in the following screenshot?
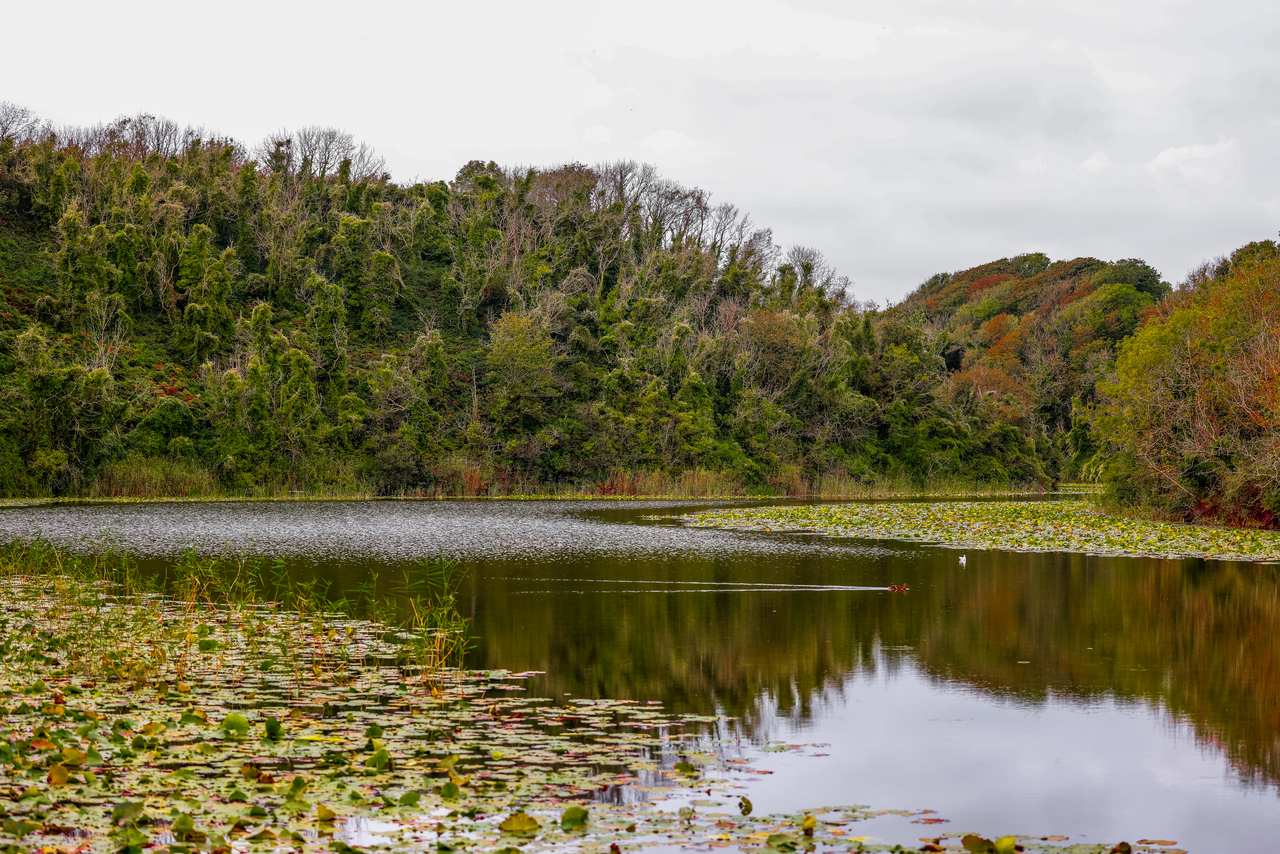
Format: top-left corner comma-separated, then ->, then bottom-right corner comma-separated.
0,104 -> 1275,525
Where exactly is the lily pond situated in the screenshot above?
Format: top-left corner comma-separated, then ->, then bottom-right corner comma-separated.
0,498 -> 1278,853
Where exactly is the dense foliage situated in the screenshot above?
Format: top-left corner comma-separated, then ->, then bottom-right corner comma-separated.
0,107 -> 1059,497
0,104 -> 1273,518
1095,241 -> 1280,526
887,251 -> 1169,479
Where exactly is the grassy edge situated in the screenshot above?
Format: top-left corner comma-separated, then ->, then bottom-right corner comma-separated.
0,481 -> 1099,508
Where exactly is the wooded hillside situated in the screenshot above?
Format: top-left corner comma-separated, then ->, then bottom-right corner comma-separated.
1,103 -> 1275,524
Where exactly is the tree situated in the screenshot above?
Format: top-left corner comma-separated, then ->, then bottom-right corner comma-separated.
8,103 -> 1208,499
55,201 -> 118,305
305,274 -> 349,395
180,248 -> 236,363
486,311 -> 560,470
0,101 -> 40,142
1095,241 -> 1280,525
176,224 -> 215,298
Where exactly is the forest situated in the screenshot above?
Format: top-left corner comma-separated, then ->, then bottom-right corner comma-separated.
1,103 -> 1277,526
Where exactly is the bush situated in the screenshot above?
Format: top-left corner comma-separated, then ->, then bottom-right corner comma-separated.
90,455 -> 217,498
1095,241 -> 1280,526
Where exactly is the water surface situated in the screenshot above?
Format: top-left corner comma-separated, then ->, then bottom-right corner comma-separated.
1,499 -> 1276,850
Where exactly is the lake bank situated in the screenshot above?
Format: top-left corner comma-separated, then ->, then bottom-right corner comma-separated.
0,477 -> 1086,509
0,486 -> 1071,509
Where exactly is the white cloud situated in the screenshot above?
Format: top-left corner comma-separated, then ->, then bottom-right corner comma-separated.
1016,154 -> 1050,175
639,128 -> 700,157
1080,152 -> 1112,174
1147,139 -> 1241,183
582,125 -> 613,147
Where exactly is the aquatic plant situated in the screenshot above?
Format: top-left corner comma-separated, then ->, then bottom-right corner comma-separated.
682,500 -> 1280,562
0,542 -> 1149,851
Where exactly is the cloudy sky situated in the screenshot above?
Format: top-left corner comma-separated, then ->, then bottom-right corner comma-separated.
6,0 -> 1278,302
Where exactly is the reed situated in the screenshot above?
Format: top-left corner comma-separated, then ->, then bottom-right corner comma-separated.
17,465 -> 1055,503
0,540 -> 471,685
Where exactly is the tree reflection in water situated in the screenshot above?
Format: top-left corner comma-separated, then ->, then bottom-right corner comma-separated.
459,549 -> 1280,790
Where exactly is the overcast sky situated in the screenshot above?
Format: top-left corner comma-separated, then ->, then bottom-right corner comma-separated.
6,0 -> 1278,303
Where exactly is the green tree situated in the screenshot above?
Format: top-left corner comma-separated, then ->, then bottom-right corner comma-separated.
486,311 -> 560,472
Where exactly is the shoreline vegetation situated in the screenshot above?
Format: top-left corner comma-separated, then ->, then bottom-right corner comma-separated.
681,500 -> 1280,563
0,541 -> 1129,853
0,476 -> 1093,508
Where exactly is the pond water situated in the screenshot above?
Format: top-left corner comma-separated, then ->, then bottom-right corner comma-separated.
1,498 -> 1277,851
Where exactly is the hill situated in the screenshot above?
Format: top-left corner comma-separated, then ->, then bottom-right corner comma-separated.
11,103 -> 1269,511
1095,240 -> 1280,525
887,252 -> 1169,477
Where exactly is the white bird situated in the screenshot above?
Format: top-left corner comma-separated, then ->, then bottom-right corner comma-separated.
958,555 -> 967,567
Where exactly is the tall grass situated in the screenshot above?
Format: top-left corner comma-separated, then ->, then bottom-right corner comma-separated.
89,454 -> 219,498
84,454 -> 376,501
39,458 -> 1052,503
0,540 -> 471,688
808,471 -> 1049,500
593,468 -> 745,498
460,469 -> 1046,500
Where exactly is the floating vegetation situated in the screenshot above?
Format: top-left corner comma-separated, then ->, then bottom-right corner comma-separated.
0,543 -> 1162,851
681,500 -> 1280,562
